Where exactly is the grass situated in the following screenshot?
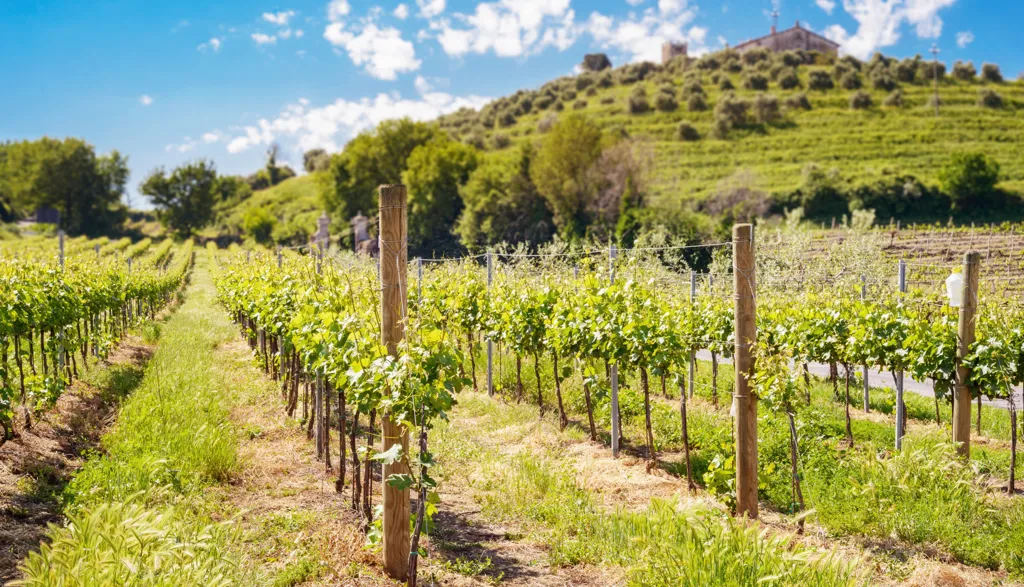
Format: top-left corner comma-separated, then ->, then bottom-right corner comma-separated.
443,69 -> 1024,205
15,252 -> 254,585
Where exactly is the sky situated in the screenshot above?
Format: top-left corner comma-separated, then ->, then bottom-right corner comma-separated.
1,0 -> 1020,209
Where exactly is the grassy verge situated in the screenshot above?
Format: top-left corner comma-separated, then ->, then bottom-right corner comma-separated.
12,252 -> 252,586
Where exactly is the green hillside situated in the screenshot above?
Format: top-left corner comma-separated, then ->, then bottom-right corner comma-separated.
208,173 -> 321,244
436,55 -> 1024,207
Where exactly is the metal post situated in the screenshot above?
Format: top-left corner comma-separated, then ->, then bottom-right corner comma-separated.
862,275 -> 870,413
896,260 -> 906,450
486,252 -> 493,396
688,271 -> 696,400
609,243 -> 620,458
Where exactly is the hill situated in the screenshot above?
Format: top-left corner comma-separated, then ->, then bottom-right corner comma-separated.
208,173 -> 322,244
436,53 -> 1024,209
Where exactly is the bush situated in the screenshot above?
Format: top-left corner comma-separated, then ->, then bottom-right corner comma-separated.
573,99 -> 589,110
303,148 -> 330,173
688,93 -> 708,112
724,58 -> 743,73
676,122 -> 701,141
465,132 -> 486,150
496,109 -> 517,128
751,93 -> 781,124
981,63 -> 1003,83
777,68 -> 801,89
977,89 -> 1004,108
534,94 -> 554,110
952,60 -> 977,81
682,81 -> 705,96
919,61 -> 946,81
784,93 -> 811,110
742,48 -> 771,65
597,73 -> 614,88
714,94 -> 749,134
655,92 -> 678,112
575,74 -> 595,91
600,96 -> 616,105
242,207 -> 276,244
849,91 -> 872,109
697,54 -> 721,71
562,89 -> 577,101
871,70 -> 898,91
537,113 -> 558,133
938,152 -> 1001,211
895,58 -> 918,83
582,53 -> 612,72
628,87 -> 650,114
849,175 -> 950,221
586,87 -> 598,97
883,90 -> 904,107
718,77 -> 735,90
491,133 -> 511,150
779,51 -> 803,68
743,73 -> 769,90
840,72 -> 863,90
808,70 -> 834,91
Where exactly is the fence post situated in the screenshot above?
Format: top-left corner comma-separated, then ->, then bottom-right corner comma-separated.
862,275 -> 870,413
953,252 -> 980,458
610,243 -> 620,458
379,184 -> 410,580
277,246 -> 283,269
896,259 -> 907,450
58,230 -> 65,270
733,224 -> 758,520
486,251 -> 494,396
688,271 -> 696,400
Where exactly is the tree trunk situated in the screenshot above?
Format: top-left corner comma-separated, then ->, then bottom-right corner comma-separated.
711,352 -> 719,408
515,355 -> 523,401
407,425 -> 428,587
337,387 -> 347,493
534,353 -> 543,416
641,367 -> 654,462
14,335 -> 27,428
351,411 -> 361,511
1009,401 -> 1017,495
803,363 -> 811,405
553,352 -> 567,430
582,370 -> 597,442
830,362 -> 839,401
787,411 -> 806,533
467,331 -> 477,390
363,410 -> 376,523
324,380 -> 332,473
678,375 -> 696,490
844,365 -> 853,446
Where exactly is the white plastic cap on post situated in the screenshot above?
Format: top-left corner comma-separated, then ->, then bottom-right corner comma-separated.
946,272 -> 964,307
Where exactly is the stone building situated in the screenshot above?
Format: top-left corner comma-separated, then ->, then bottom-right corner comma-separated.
661,41 -> 688,64
734,21 -> 839,55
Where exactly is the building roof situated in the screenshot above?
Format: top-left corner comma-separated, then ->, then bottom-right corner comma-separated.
733,22 -> 840,51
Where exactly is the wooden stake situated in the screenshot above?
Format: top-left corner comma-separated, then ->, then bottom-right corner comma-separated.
379,184 -> 410,580
733,224 -> 757,520
953,252 -> 980,458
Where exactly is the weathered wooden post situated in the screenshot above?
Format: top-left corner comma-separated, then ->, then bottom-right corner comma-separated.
609,243 -> 620,457
486,251 -> 494,396
58,230 -> 65,270
733,224 -> 758,519
953,252 -> 980,458
379,185 -> 410,580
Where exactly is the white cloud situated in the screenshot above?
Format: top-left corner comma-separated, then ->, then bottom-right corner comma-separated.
585,6 -> 707,63
956,30 -> 974,48
324,23 -> 421,80
279,28 -> 293,39
394,3 -> 410,19
816,0 -> 837,14
220,90 -> 490,155
824,0 -> 958,60
435,0 -> 578,58
202,131 -> 223,143
414,75 -> 432,93
658,0 -> 687,16
197,37 -> 223,52
295,29 -> 304,37
626,0 -> 645,5
417,0 -> 446,18
252,32 -> 278,45
139,95 -> 154,106
263,10 -> 296,26
328,0 -> 350,22
297,49 -> 308,57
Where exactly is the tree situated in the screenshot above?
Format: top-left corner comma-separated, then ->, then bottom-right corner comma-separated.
140,159 -> 218,236
242,207 -> 277,245
303,148 -> 330,173
530,114 -> 603,241
582,53 -> 612,72
455,143 -> 553,249
97,150 -> 130,208
402,138 -> 479,253
938,152 -> 1000,211
319,118 -> 442,227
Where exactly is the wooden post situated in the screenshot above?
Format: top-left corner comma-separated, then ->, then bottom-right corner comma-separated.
953,252 -> 980,458
733,224 -> 758,519
58,230 -> 65,270
486,251 -> 494,396
610,244 -> 620,458
379,184 -> 410,580
277,246 -> 283,269
688,271 -> 696,400
896,260 -> 907,450
861,275 -> 870,413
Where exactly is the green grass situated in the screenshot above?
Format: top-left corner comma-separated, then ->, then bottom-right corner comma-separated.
444,70 -> 1024,206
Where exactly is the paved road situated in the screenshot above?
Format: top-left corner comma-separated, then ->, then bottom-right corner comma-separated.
695,350 -> 1024,409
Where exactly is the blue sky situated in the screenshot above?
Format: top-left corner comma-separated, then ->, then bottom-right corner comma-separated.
2,0 -> 1019,208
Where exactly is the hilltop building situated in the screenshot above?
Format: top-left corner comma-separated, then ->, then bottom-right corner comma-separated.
734,21 -> 839,55
661,41 -> 688,64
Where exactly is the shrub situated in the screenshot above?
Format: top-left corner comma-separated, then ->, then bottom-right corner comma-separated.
582,53 -> 612,72
497,109 -> 517,128
575,74 -> 595,91
711,118 -> 731,139
977,89 -> 1004,108
808,70 -> 834,91
586,87 -> 598,97
871,70 -> 898,91
465,132 -> 486,150
628,87 -> 650,114
743,73 -> 769,90
832,61 -> 851,81
719,77 -> 735,90
242,207 -> 276,244
724,58 -> 743,73
688,93 -> 708,112
655,92 -> 678,112
714,93 -> 750,134
600,96 -> 616,105
952,60 -> 977,81
742,48 -> 771,65
849,91 -> 872,109
562,89 -> 577,101
840,72 -> 863,90
777,68 -> 801,89
537,113 -> 558,133
780,51 -> 803,68
883,90 -> 904,107
553,100 -> 565,111
784,93 -> 811,110
751,93 -> 781,124
515,96 -> 533,115
938,152 -> 1001,211
534,94 -> 554,110
573,99 -> 589,110
491,133 -> 511,150
682,81 -> 705,96
697,54 -> 721,71
919,61 -> 946,81
302,148 -> 330,173
676,122 -> 701,141
981,63 -> 1003,83
895,58 -> 918,83
597,73 -> 614,88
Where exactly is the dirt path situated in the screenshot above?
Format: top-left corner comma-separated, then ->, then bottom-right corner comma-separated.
0,338 -> 153,581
